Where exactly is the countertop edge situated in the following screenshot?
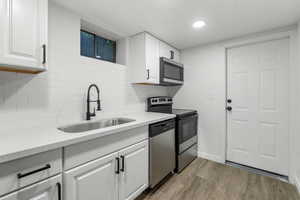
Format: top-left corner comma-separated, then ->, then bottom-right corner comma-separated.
0,114 -> 175,164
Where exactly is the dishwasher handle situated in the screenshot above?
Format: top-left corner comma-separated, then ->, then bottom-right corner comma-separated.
149,119 -> 175,138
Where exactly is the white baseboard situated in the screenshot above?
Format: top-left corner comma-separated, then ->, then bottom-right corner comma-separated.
198,151 -> 224,164
295,175 -> 300,196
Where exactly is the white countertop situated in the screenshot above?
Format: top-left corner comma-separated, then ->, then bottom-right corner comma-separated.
0,112 -> 175,164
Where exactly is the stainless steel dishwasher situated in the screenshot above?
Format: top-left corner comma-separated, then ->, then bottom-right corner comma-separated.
149,119 -> 175,188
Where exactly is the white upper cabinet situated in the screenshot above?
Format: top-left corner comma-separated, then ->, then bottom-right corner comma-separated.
0,0 -> 48,73
145,34 -> 160,84
129,32 -> 160,84
159,41 -> 180,63
129,32 -> 180,85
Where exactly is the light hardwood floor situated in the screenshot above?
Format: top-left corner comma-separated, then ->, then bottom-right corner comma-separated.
138,158 -> 300,200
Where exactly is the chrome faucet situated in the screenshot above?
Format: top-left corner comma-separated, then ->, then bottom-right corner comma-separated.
86,84 -> 101,120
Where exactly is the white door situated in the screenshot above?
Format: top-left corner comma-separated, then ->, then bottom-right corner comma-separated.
226,38 -> 289,175
64,152 -> 118,200
0,175 -> 61,200
119,140 -> 149,200
0,0 -> 48,71
145,33 -> 160,84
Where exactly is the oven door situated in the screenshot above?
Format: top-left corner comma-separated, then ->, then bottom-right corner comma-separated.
160,57 -> 184,86
177,114 -> 198,153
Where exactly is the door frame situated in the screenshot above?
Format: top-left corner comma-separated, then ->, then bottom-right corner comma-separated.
222,29 -> 297,182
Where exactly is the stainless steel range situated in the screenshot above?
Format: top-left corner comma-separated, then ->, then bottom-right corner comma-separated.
147,97 -> 198,173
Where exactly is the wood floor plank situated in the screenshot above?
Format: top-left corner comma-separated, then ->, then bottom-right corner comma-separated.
138,158 -> 300,200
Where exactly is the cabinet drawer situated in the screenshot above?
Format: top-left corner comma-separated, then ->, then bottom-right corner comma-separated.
0,175 -> 62,200
0,149 -> 62,196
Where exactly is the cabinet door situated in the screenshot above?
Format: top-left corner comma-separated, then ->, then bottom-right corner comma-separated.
0,0 -> 48,71
159,41 -> 180,62
145,34 -> 160,84
119,140 -> 149,200
0,175 -> 62,200
64,152 -> 118,200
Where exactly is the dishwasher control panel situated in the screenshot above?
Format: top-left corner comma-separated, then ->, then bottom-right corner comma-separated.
149,119 -> 175,138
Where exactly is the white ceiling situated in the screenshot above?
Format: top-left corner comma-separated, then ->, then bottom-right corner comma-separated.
52,0 -> 300,49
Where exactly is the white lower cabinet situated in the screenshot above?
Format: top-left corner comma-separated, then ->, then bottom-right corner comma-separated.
64,140 -> 149,200
0,175 -> 62,200
64,152 -> 118,200
119,141 -> 148,200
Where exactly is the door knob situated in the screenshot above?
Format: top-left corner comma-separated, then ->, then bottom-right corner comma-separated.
226,106 -> 232,111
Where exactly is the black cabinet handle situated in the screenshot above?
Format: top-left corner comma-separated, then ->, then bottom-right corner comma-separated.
147,69 -> 150,80
227,99 -> 232,103
170,50 -> 174,59
120,156 -> 125,172
115,157 -> 120,174
42,44 -> 46,64
226,106 -> 232,111
56,182 -> 62,200
17,164 -> 51,179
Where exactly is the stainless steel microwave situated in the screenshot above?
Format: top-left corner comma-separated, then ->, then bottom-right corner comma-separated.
160,57 -> 184,86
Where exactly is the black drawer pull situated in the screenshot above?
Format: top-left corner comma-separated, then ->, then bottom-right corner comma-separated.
17,164 -> 51,179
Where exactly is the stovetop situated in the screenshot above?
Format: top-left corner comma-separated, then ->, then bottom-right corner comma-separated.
147,96 -> 197,117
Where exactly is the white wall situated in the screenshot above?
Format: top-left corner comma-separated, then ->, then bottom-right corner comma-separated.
294,21 -> 300,192
170,44 -> 226,163
0,2 -> 168,131
172,27 -> 300,183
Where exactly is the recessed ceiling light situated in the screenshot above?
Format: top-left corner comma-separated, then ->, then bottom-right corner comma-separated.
193,20 -> 206,29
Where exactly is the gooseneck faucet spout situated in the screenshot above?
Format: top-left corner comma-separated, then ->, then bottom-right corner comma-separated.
86,84 -> 101,120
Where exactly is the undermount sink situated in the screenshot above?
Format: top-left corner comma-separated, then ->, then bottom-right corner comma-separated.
58,118 -> 136,133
